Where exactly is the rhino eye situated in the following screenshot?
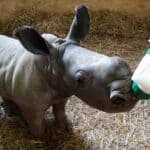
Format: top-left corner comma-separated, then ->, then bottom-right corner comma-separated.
75,70 -> 91,88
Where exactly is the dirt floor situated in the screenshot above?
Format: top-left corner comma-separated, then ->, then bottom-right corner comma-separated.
0,0 -> 150,149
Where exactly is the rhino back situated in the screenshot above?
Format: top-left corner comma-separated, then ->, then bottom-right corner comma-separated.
0,36 -> 49,99
0,35 -> 25,96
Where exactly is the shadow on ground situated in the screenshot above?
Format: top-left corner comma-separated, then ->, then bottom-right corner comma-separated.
0,116 -> 88,150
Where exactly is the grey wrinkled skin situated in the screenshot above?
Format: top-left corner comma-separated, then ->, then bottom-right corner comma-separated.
0,5 -> 137,137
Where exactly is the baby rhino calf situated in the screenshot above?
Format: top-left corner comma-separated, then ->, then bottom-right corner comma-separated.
0,5 -> 137,137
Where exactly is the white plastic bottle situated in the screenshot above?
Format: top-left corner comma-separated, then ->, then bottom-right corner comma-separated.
132,48 -> 150,95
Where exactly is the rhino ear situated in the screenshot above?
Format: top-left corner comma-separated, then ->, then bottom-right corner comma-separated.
66,5 -> 90,42
13,26 -> 50,55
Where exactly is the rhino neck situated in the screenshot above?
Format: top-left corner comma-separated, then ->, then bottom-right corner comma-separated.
45,56 -> 73,99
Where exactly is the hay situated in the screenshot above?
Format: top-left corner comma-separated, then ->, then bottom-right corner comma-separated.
0,8 -> 150,40
0,5 -> 150,150
0,116 -> 87,150
90,10 -> 150,39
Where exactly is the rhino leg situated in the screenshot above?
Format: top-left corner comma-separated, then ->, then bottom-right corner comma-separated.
21,107 -> 47,138
52,99 -> 70,131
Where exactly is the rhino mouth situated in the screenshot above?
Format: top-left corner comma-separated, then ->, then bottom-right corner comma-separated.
110,90 -> 127,105
110,95 -> 126,105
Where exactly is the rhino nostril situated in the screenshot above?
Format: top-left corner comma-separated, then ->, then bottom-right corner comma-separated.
111,97 -> 126,105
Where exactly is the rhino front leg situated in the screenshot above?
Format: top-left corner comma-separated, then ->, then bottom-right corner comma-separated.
21,107 -> 47,138
52,99 -> 70,131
